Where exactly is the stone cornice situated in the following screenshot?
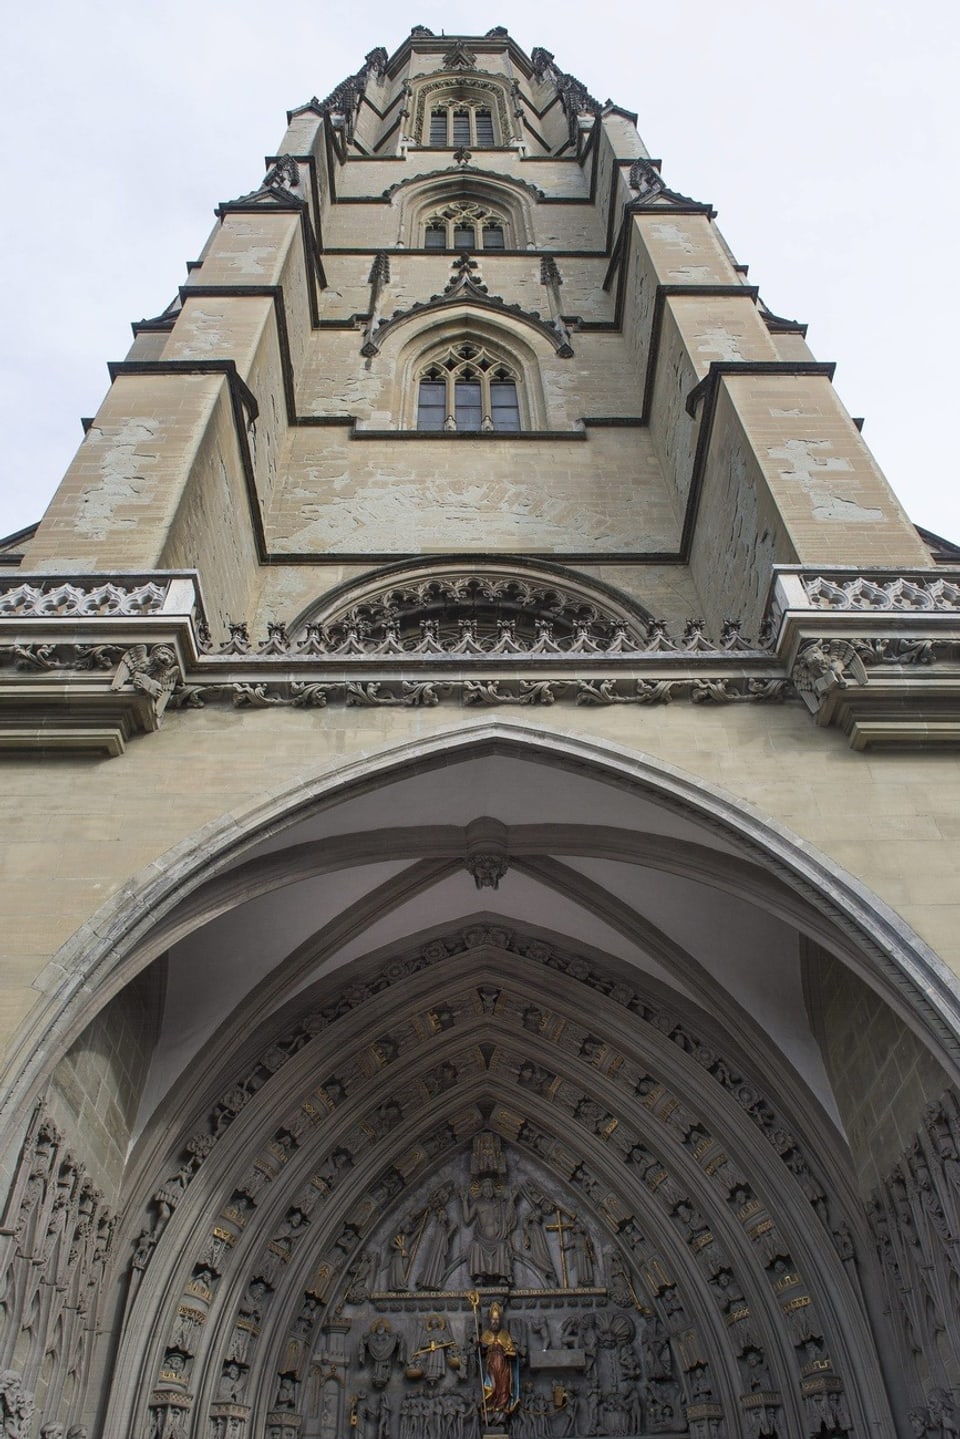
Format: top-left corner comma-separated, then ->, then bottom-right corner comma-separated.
2,568 -> 960,753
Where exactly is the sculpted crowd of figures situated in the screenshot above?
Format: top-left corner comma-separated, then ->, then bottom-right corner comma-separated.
11,1007 -> 960,1436
868,1093 -> 960,1434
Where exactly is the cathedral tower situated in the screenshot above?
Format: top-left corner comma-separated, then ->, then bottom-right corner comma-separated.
1,28 -> 960,1439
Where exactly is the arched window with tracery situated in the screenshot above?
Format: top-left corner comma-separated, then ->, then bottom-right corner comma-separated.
416,342 -> 521,433
422,200 -> 507,251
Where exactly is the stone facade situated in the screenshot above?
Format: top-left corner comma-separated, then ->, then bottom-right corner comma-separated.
1,26 -> 960,1439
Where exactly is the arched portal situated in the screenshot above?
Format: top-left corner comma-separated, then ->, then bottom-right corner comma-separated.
3,726 -> 958,1438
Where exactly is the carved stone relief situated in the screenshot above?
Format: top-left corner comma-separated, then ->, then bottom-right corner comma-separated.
291,1131 -> 688,1439
0,1108 -> 115,1435
869,1087 -> 960,1414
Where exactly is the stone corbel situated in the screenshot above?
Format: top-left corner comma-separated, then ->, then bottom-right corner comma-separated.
791,640 -> 867,719
463,817 -> 510,892
111,643 -> 183,722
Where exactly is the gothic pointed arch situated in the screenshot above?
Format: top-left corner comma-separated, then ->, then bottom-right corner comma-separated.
287,558 -> 654,653
410,72 -> 519,149
363,281 -> 573,361
104,926 -> 889,1438
4,728 -> 960,1437
397,173 -> 535,250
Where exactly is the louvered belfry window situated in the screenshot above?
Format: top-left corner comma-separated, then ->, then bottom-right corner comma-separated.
425,102 -> 498,146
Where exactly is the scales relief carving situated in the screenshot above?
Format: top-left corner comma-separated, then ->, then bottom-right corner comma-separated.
309,1133 -> 685,1439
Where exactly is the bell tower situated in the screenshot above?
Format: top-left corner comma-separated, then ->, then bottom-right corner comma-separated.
2,27 -> 960,1439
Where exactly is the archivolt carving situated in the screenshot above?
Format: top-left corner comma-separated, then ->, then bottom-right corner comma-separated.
117,931 -> 880,1438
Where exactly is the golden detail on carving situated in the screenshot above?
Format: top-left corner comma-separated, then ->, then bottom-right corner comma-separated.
150,1390 -> 193,1408
686,1404 -> 723,1421
396,1146 -> 426,1176
738,1199 -> 762,1220
600,1117 -> 619,1139
586,1043 -> 608,1066
607,1055 -> 624,1077
801,1374 -> 843,1395
801,1359 -> 833,1376
704,1150 -> 728,1176
641,1084 -> 665,1110
177,1305 -> 206,1324
268,1241 -> 291,1263
236,1318 -> 260,1334
312,1082 -> 338,1116
741,1392 -> 780,1408
212,1226 -> 235,1245
647,1168 -> 669,1191
308,1263 -> 332,1299
550,1018 -> 566,1043
600,1195 -> 630,1226
643,1259 -> 671,1294
782,1295 -> 811,1314
677,1332 -> 706,1369
159,1370 -> 183,1384
691,1231 -> 715,1253
495,1108 -> 523,1137
224,1206 -> 248,1228
726,1306 -> 751,1325
359,1121 -> 377,1143
747,1218 -> 773,1238
774,1271 -> 801,1293
186,1281 -> 212,1302
691,1137 -> 712,1161
659,1098 -> 678,1124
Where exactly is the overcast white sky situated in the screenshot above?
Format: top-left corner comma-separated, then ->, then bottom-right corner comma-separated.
2,0 -> 957,543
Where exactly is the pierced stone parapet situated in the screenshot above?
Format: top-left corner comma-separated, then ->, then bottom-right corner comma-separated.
0,572 -> 201,620
803,573 -> 960,612
0,578 -> 167,618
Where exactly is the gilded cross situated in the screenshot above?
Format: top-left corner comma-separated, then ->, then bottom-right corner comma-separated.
545,1206 -> 576,1289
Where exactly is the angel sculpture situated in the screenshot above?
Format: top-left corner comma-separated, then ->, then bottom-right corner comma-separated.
792,639 -> 867,715
111,644 -> 180,719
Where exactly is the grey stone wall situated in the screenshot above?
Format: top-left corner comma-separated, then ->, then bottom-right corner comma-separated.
46,959 -> 164,1198
805,943 -> 950,1193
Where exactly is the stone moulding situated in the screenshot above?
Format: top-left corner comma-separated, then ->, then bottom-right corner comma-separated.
0,567 -> 959,754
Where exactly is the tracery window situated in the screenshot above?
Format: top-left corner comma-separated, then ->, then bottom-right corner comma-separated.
421,201 -> 507,252
428,103 -> 497,147
416,342 -> 521,433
